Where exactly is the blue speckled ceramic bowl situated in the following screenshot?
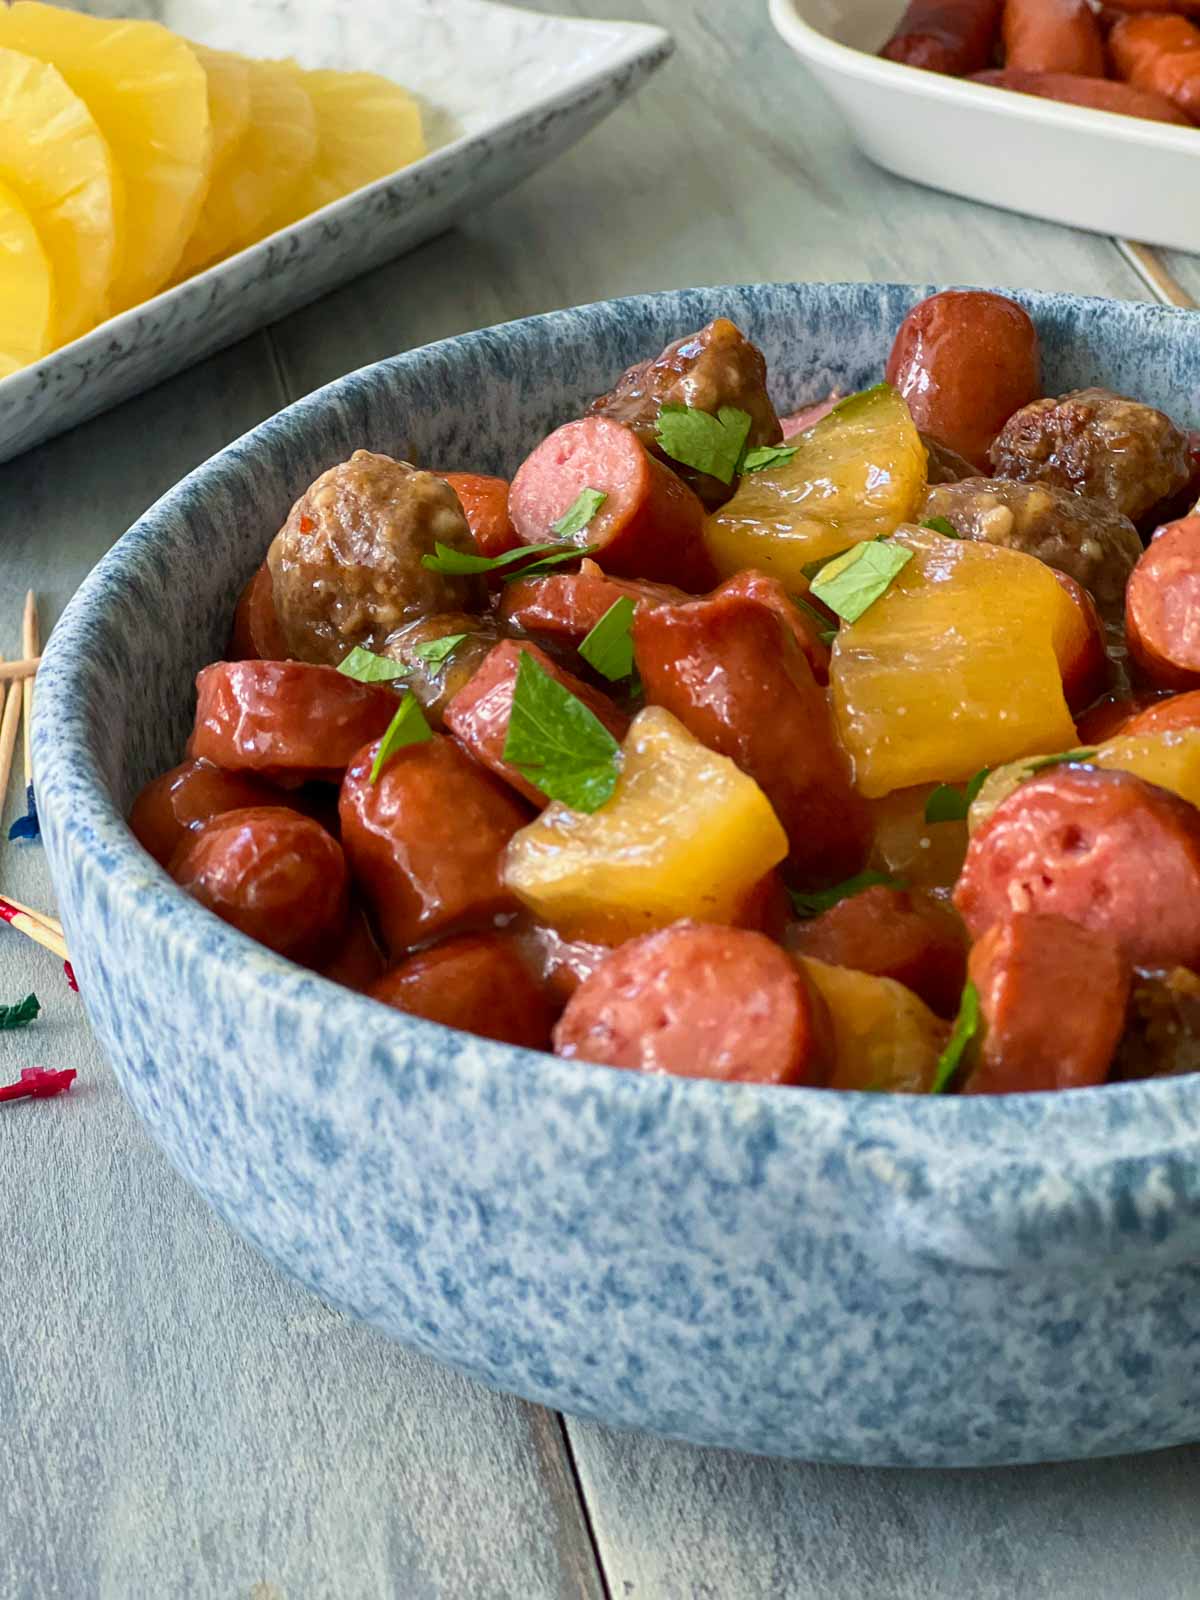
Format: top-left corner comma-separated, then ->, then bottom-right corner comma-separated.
34,284 -> 1200,1468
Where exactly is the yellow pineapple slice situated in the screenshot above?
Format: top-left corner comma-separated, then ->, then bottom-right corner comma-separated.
178,56 -> 316,275
266,68 -> 425,230
0,46 -> 115,346
0,177 -> 55,373
192,44 -> 251,173
0,2 -> 211,310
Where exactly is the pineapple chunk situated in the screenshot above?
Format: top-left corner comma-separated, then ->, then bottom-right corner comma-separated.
0,3 -> 212,310
0,176 -> 54,372
265,68 -> 425,231
0,46 -> 116,345
179,57 -> 316,274
704,385 -> 927,586
503,706 -> 788,943
799,958 -> 949,1093
831,527 -> 1078,799
192,44 -> 251,173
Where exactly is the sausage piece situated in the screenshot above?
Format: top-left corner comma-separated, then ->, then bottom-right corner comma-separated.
785,886 -> 967,1018
499,559 -> 692,651
190,661 -> 399,783
445,640 -> 629,806
964,914 -> 1130,1094
886,291 -> 1042,470
880,0 -> 1004,74
553,921 -> 835,1085
1123,689 -> 1200,736
130,758 -> 284,867
588,318 -> 782,508
989,389 -> 1192,525
228,561 -> 289,661
954,765 -> 1200,968
1053,572 -> 1110,712
1002,0 -> 1105,74
708,570 -> 832,685
922,476 -> 1142,619
632,589 -> 871,886
170,805 -> 348,963
438,472 -> 518,558
314,901 -> 385,993
1126,517 -> 1200,690
508,417 -> 715,592
378,611 -> 500,727
339,734 -> 530,957
369,933 -> 555,1049
511,919 -> 614,1009
1109,14 -> 1200,121
972,68 -> 1194,124
1074,690 -> 1170,744
267,451 -> 485,666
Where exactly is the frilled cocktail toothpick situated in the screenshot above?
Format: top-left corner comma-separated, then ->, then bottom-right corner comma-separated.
0,894 -> 68,962
0,1066 -> 76,1102
9,591 -> 40,842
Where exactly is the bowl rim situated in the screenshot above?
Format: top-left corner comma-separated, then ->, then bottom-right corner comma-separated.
33,279 -> 1200,1180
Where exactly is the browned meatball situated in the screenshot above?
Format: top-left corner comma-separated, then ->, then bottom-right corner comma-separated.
921,432 -> 975,485
988,388 -> 1191,525
588,317 -> 782,507
380,611 -> 500,726
268,450 -> 485,666
922,476 -> 1142,617
1111,967 -> 1200,1081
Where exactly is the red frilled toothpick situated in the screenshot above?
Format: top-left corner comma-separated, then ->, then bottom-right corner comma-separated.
0,1067 -> 75,1102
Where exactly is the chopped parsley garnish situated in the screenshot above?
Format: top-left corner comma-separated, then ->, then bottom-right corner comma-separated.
810,538 -> 913,624
412,633 -> 469,668
930,982 -> 980,1094
789,870 -> 906,919
502,546 -> 598,581
1026,747 -> 1099,774
0,992 -> 39,1030
579,597 -> 636,682
793,595 -> 837,647
801,545 -> 854,582
421,540 -> 590,577
551,487 -> 607,540
502,650 -> 621,812
925,768 -> 991,824
922,515 -> 960,538
337,645 -> 408,683
742,442 -> 798,474
655,403 -> 752,485
369,693 -> 433,783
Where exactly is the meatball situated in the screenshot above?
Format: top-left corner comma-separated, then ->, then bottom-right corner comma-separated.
380,611 -> 500,726
921,476 -> 1142,617
588,317 -> 782,507
1111,967 -> 1200,1082
267,450 -> 485,666
988,388 -> 1191,525
921,432 -> 975,485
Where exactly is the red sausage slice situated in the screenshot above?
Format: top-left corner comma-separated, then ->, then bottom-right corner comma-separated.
1074,689 -> 1170,744
170,805 -> 348,963
439,472 -> 518,559
553,921 -> 835,1085
1126,517 -> 1200,690
228,561 -> 289,661
369,933 -> 555,1049
508,416 -> 715,591
190,661 -> 399,783
444,639 -> 628,806
964,914 -> 1130,1094
1123,689 -> 1200,736
786,886 -> 967,1018
708,570 -> 832,685
632,589 -> 870,886
954,765 -> 1200,968
498,559 -> 691,648
1002,0 -> 1105,75
973,69 -> 1195,126
130,757 -> 284,867
880,1 -> 1005,77
339,734 -> 530,957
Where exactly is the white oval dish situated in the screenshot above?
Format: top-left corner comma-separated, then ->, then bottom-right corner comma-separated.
769,0 -> 1200,254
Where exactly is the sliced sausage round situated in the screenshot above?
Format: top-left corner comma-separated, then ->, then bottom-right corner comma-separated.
190,661 -> 399,783
130,757 -> 284,868
1123,689 -> 1200,736
954,764 -> 1200,968
553,921 -> 835,1085
1126,517 -> 1200,690
964,913 -> 1130,1094
499,559 -> 692,650
228,561 -> 289,661
438,472 -> 518,558
170,805 -> 348,963
508,417 -> 715,592
369,933 -> 555,1049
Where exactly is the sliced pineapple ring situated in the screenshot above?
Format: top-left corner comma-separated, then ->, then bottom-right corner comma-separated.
192,43 -> 251,173
266,68 -> 425,230
0,46 -> 116,346
0,2 -> 211,311
178,56 -> 316,276
0,177 -> 54,373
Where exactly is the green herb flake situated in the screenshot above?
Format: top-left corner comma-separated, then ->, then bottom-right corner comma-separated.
412,633 -> 469,669
655,403 -> 752,486
924,767 -> 991,825
930,982 -> 981,1094
421,539 -> 584,577
741,443 -> 798,474
1026,747 -> 1099,774
0,992 -> 39,1031
502,650 -> 622,812
789,870 -> 906,919
337,645 -> 409,684
922,515 -> 961,538
550,487 -> 607,540
500,545 -> 598,582
801,545 -> 854,583
579,597 -> 636,682
810,539 -> 913,624
369,693 -> 433,784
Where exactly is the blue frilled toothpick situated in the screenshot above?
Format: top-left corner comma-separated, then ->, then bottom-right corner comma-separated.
8,782 -> 39,843
8,593 -> 40,844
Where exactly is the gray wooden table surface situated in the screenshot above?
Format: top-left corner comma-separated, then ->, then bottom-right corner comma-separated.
4,3 -> 1200,1596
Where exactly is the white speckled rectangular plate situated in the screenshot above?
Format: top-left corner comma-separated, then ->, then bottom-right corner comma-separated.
0,0 -> 671,465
